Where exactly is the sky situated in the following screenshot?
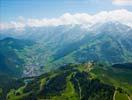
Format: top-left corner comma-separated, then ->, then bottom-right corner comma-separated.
0,0 -> 132,22
0,0 -> 132,30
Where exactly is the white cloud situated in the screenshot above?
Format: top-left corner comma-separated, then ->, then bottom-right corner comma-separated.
113,0 -> 132,6
0,9 -> 132,31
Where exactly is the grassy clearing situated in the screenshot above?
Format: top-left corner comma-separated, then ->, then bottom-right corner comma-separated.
51,73 -> 79,100
115,91 -> 129,100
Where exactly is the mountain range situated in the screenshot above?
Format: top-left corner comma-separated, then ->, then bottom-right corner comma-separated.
0,21 -> 132,77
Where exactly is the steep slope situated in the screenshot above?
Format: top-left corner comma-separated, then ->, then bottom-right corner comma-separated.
90,63 -> 132,100
0,37 -> 34,77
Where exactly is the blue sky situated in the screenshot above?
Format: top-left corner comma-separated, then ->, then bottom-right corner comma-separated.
0,0 -> 132,22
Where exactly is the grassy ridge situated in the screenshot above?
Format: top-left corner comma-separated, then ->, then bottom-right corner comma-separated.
6,63 -> 115,100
